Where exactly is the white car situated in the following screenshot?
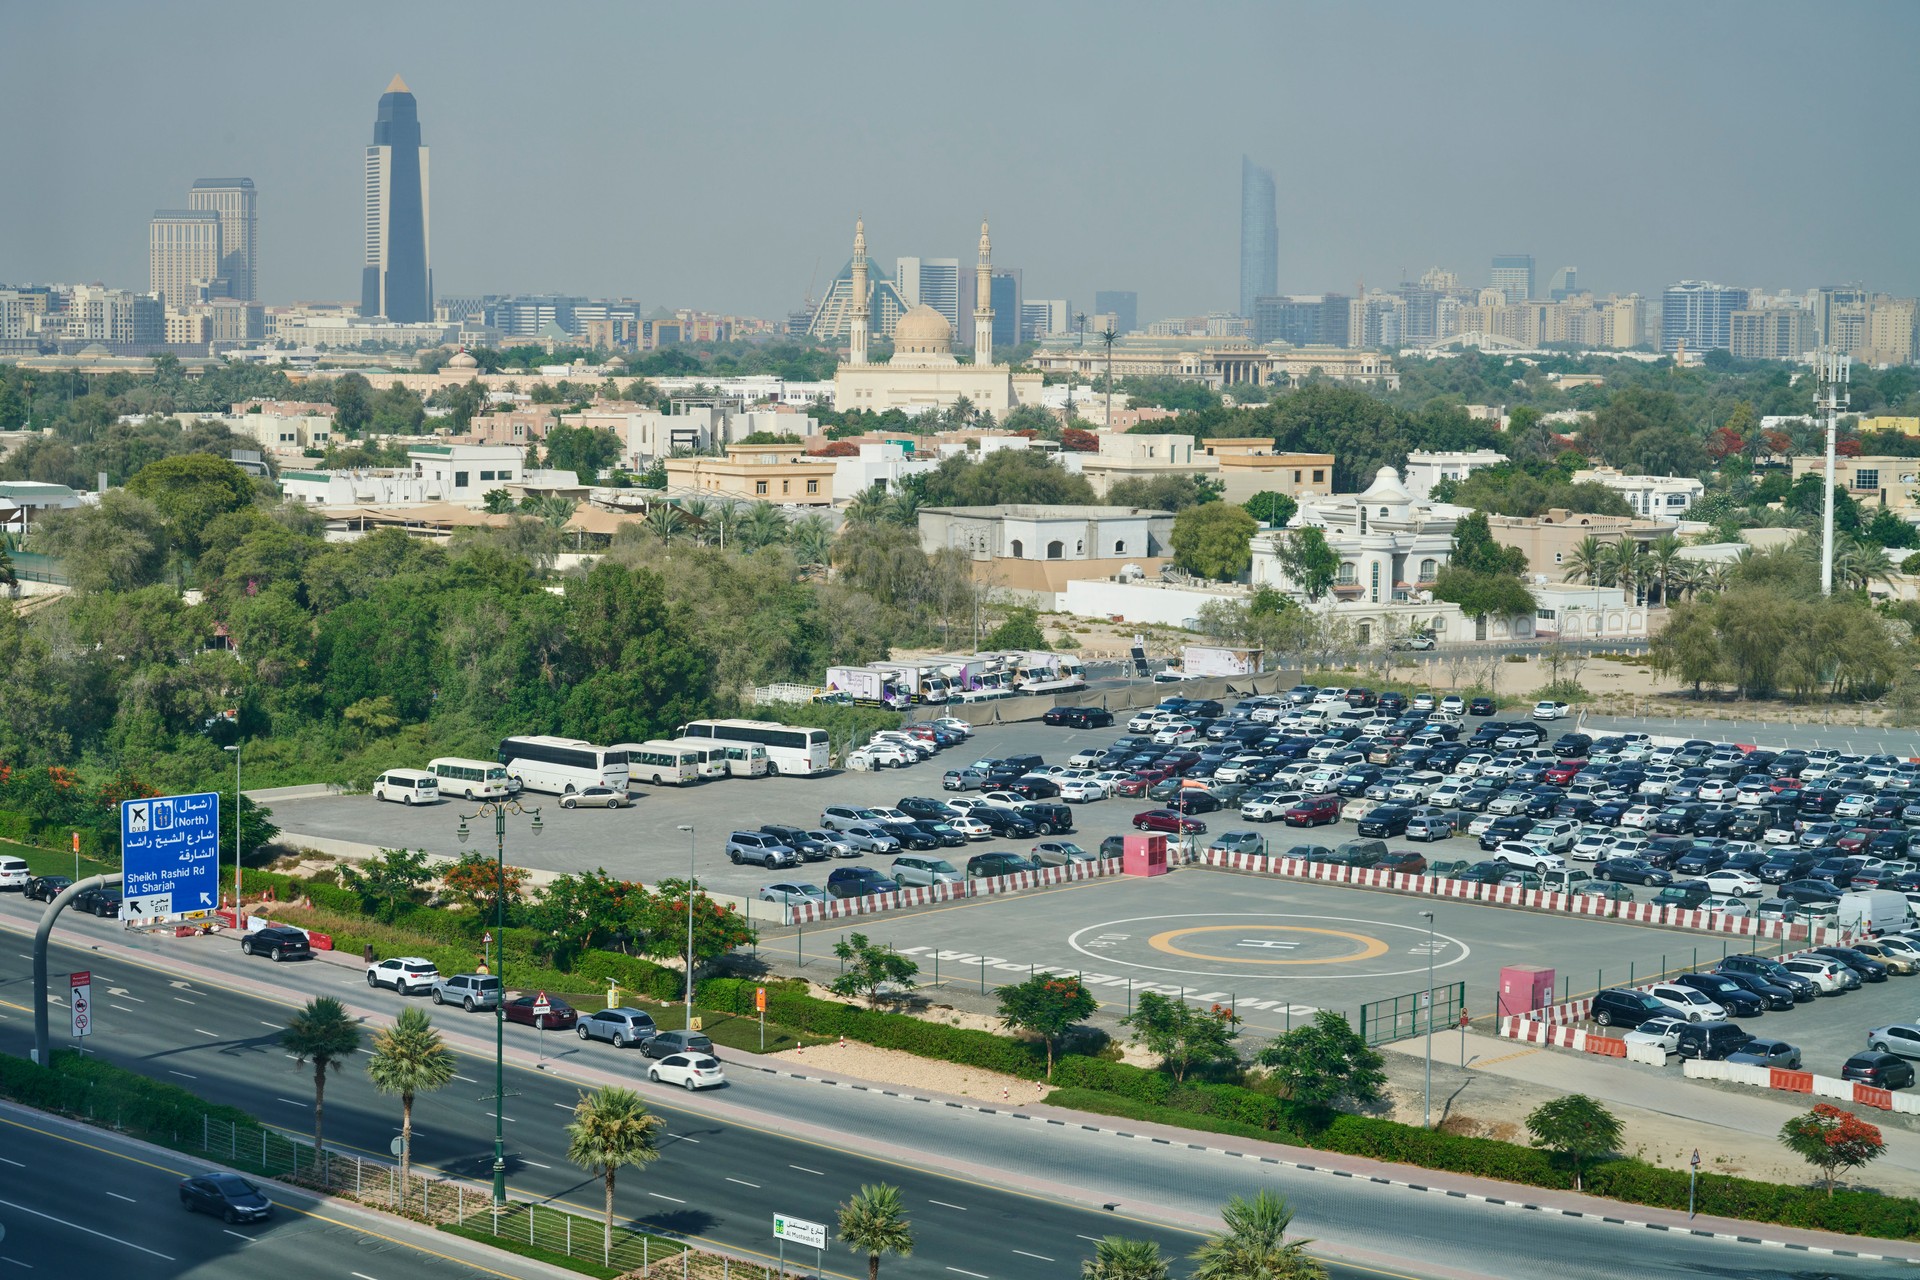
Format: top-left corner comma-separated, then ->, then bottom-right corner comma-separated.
1487,791 -> 1531,816
1701,894 -> 1751,917
367,957 -> 441,995
1466,813 -> 1499,838
1570,832 -> 1618,862
932,717 -> 973,737
849,743 -> 911,770
757,882 -> 827,907
1697,779 -> 1738,802
873,733 -> 934,760
1412,693 -> 1436,711
1834,794 -> 1876,820
1619,804 -> 1661,830
1068,748 -> 1110,769
1429,780 -> 1474,809
1311,688 -> 1349,706
1240,792 -> 1305,822
1493,842 -> 1566,873
1454,753 -> 1492,778
648,1052 -> 726,1091
978,790 -> 1029,808
1623,1015 -> 1689,1054
1152,723 -> 1198,745
1647,982 -> 1725,1022
559,785 -> 627,809
1530,701 -> 1569,721
1762,825 -> 1797,845
1702,868 -> 1763,897
1388,772 -> 1446,804
946,816 -> 992,840
1060,779 -> 1106,803
1440,695 -> 1465,715
1780,956 -> 1849,994
1092,770 -> 1133,791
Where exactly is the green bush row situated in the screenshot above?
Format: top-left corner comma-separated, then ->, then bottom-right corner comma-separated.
0,1048 -> 260,1144
0,807 -> 114,859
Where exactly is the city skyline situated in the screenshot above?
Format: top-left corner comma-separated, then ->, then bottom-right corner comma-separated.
3,2 -> 1918,320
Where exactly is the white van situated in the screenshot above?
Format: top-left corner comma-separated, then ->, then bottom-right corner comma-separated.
1838,889 -> 1910,936
373,769 -> 441,805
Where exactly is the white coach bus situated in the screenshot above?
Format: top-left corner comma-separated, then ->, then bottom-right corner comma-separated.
674,719 -> 830,777
428,757 -> 514,800
496,736 -> 629,796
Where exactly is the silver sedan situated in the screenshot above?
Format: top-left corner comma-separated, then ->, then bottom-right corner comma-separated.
758,882 -> 827,907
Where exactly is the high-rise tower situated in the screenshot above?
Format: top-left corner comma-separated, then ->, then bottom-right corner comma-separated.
148,209 -> 223,310
973,219 -> 993,365
188,179 -> 257,301
849,217 -> 870,365
361,75 -> 431,322
1239,156 -> 1277,320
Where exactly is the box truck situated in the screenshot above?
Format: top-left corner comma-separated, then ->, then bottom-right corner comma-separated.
870,662 -> 951,704
824,666 -> 910,710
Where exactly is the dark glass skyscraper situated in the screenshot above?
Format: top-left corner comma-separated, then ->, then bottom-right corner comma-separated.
1239,156 -> 1278,320
361,75 -> 431,322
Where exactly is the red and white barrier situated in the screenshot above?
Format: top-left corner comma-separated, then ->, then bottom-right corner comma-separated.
1681,1059 -> 1920,1114
1199,848 -> 1845,946
783,856 -> 1121,925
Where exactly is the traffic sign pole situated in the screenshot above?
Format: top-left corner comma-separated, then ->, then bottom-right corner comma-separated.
533,991 -> 551,1063
70,970 -> 91,1039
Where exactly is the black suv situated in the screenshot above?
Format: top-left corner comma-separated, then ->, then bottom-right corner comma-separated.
1675,1021 -> 1755,1061
975,806 -> 1039,837
897,796 -> 959,823
761,823 -> 834,862
1043,706 -> 1114,729
240,926 -> 312,962
1018,801 -> 1075,835
1589,987 -> 1668,1029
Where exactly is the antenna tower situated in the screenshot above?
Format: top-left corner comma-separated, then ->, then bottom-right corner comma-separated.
1815,348 -> 1852,596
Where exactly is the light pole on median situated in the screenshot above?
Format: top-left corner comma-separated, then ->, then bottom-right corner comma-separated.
456,798 -> 542,1209
223,743 -> 241,912
1420,909 -> 1435,1129
677,823 -> 695,1030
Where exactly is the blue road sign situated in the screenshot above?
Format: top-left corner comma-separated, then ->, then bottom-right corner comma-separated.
121,793 -> 221,921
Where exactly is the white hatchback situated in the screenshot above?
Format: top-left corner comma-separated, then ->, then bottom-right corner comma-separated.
648,1052 -> 726,1091
1647,982 -> 1725,1022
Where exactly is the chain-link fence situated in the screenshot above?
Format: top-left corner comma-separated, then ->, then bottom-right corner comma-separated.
196,1115 -> 802,1278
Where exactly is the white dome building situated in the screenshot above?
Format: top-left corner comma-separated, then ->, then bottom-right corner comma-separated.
890,305 -> 958,367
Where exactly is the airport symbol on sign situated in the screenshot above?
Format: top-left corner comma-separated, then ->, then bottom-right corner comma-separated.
121,792 -> 221,924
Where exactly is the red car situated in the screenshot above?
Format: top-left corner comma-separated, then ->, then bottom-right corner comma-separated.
1134,808 -> 1207,835
1372,850 -> 1428,875
1543,760 -> 1587,787
1283,796 -> 1340,827
1114,774 -> 1154,798
504,992 -> 577,1031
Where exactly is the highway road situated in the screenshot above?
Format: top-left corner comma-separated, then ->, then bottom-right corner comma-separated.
4,907 -> 1917,1278
0,1103 -> 572,1279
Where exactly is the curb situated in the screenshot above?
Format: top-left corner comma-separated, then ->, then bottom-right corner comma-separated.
732,1061 -> 1920,1264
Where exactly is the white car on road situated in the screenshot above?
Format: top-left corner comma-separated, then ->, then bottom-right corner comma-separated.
648,1052 -> 726,1091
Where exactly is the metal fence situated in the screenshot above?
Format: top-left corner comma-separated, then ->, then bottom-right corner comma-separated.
195,1115 -> 800,1279
1358,981 -> 1465,1046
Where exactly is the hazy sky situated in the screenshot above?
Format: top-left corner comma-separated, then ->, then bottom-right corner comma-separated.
5,1 -> 1917,323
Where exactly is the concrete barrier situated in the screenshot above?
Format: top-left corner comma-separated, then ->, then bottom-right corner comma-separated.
782,856 -> 1122,926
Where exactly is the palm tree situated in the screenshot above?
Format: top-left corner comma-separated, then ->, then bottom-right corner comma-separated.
707,500 -> 743,550
565,1087 -> 663,1258
1563,535 -> 1606,585
1602,539 -> 1645,603
1082,1235 -> 1170,1280
844,483 -> 892,526
789,513 -> 835,569
281,997 -> 363,1183
886,489 -> 923,527
836,1183 -> 915,1280
1647,533 -> 1684,604
739,501 -> 790,550
643,504 -> 686,542
365,1007 -> 456,1190
1189,1191 -> 1325,1280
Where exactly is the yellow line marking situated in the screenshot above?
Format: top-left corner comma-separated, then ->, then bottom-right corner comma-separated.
1147,923 -> 1391,966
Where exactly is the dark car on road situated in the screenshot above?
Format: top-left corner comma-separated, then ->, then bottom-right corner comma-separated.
179,1173 -> 274,1223
1357,805 -> 1413,837
25,874 -> 73,902
968,851 -> 1039,878
240,925 -> 312,962
72,886 -> 122,917
505,991 -> 578,1030
643,1028 -> 716,1061
1674,973 -> 1765,1017
1594,857 -> 1671,886
1043,706 -> 1114,728
1590,987 -> 1669,1029
1843,1051 -> 1916,1089
1134,808 -> 1206,835
826,866 -> 900,898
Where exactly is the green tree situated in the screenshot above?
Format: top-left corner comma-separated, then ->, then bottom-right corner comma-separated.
1432,566 -> 1536,619
1779,1103 -> 1888,1197
837,1183 -> 915,1280
370,382 -> 426,434
565,1087 -> 664,1256
341,693 -> 401,740
1171,503 -> 1258,581
1188,1190 -> 1324,1280
329,373 -> 373,434
1081,1236 -> 1171,1280
1525,1094 -> 1622,1191
995,973 -> 1098,1078
543,425 -> 622,480
1449,510 -> 1528,576
339,847 -> 436,921
1562,535 -> 1606,585
790,513 -> 835,568
1241,491 -> 1298,527
919,448 -> 1095,506
281,996 -> 363,1183
1123,991 -> 1240,1082
1254,1009 -> 1387,1110
1785,475 -> 1861,532
32,489 -> 168,592
125,453 -> 256,559
365,1006 -> 456,1189
984,606 -> 1048,650
830,932 -> 920,1005
1268,527 -> 1339,601
1649,600 -> 1722,693
526,869 -> 649,965
1107,472 -> 1224,511
482,488 -> 516,514
632,876 -> 757,979
1865,505 -> 1918,550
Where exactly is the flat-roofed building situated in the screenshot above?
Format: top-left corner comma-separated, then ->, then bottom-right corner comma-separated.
662,444 -> 834,506
1077,432 -> 1218,496
1199,440 -> 1335,504
918,503 -> 1174,600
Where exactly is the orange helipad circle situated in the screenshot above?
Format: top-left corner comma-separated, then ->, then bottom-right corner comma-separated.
1146,924 -> 1391,966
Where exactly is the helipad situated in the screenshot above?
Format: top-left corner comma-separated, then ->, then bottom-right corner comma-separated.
1069,912 -> 1468,984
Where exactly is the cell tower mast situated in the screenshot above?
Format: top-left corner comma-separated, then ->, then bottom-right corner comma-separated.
1815,348 -> 1851,596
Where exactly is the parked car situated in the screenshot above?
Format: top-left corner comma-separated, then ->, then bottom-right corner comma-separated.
1356,805 -> 1413,838
1866,1024 -> 1920,1058
366,957 -> 440,995
1842,1051 -> 1916,1089
179,1173 -> 274,1224
431,973 -> 504,1012
576,1007 -> 660,1048
1283,795 -> 1341,827
1031,840 -> 1097,866
72,886 -> 122,917
1779,955 -> 1855,994
504,991 -> 577,1030
1623,1015 -> 1689,1053
1675,1021 -> 1755,1061
24,874 -> 73,902
643,1029 -> 716,1060
1712,969 -> 1797,1010
1134,808 -> 1206,835
1646,981 -> 1725,1022
239,925 -> 312,963
805,829 -> 859,858
968,851 -> 1039,878
760,824 -> 835,862
891,855 -> 964,887
757,882 -> 828,908
1726,1037 -> 1802,1069
560,785 -> 627,809
1589,987 -> 1670,1029
725,830 -> 800,868
1814,946 -> 1890,983
1043,706 -> 1114,728
838,823 -> 905,853
826,867 -> 899,898
1372,850 -> 1428,875
649,1051 -> 727,1090
1594,857 -> 1671,886
1718,954 -> 1817,1001
1673,973 -> 1764,1017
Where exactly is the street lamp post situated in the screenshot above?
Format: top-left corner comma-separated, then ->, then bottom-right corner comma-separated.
223,743 -> 241,913
1420,909 -> 1435,1128
676,824 -> 695,1030
456,798 -> 543,1209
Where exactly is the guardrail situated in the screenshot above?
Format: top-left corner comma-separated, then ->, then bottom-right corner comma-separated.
780,856 -> 1122,925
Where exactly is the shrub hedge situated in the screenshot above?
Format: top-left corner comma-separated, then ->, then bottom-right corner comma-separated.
0,1048 -> 260,1143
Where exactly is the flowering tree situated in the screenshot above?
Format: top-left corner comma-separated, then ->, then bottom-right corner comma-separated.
996,974 -> 1098,1078
1778,1104 -> 1886,1197
634,877 -> 757,975
440,851 -> 532,919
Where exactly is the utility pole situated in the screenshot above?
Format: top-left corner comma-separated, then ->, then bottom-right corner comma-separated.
1101,327 -> 1119,431
1814,349 -> 1850,596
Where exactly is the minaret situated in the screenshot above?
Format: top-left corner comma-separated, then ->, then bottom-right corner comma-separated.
849,217 -> 870,366
973,218 -> 993,365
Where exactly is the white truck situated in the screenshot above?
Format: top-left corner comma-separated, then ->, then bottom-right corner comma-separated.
824,666 -> 911,710
1838,889 -> 1911,936
923,655 -> 1014,701
999,651 -> 1087,695
870,662 -> 951,705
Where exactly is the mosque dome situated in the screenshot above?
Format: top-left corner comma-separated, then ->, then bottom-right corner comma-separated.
892,305 -> 953,356
447,349 -> 479,370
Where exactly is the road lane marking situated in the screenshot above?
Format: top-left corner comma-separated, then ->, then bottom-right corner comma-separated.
453,1074 -> 478,1083
277,1097 -> 305,1106
946,1269 -> 988,1279
174,997 -> 196,1005
0,1197 -> 172,1260
0,1158 -> 23,1168
259,1021 -> 279,1028
1012,1251 -> 1053,1262
0,1257 -> 30,1267
790,1164 -> 823,1175
105,1192 -> 136,1203
111,1004 -> 135,1013
929,1199 -> 967,1210
222,1230 -> 253,1242
649,1192 -> 685,1203
168,1070 -> 196,1080
1077,1235 -> 1102,1243
193,1028 -> 217,1036
521,1160 -> 550,1169
353,1273 -> 380,1280
485,1112 -> 515,1123
726,1177 -> 759,1188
